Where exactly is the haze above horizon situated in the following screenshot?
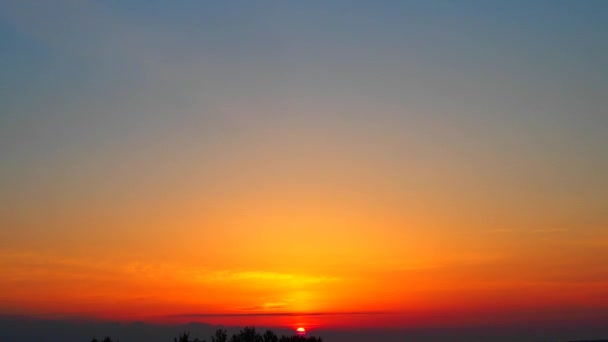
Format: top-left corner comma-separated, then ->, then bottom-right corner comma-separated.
1,0 -> 607,336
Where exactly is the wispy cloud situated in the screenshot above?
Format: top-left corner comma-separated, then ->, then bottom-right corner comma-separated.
168,311 -> 389,318
488,227 -> 570,234
0,250 -> 341,294
194,270 -> 340,285
234,302 -> 290,311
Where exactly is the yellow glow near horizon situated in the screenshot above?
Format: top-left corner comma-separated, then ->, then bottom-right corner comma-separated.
1,0 -> 607,331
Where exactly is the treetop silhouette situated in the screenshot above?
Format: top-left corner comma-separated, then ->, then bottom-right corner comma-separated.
91,327 -> 322,342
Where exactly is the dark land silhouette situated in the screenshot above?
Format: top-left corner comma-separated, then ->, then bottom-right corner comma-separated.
3,315 -> 608,342
91,327 -> 322,342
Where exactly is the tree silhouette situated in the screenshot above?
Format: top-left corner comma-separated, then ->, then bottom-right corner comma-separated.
229,327 -> 263,342
91,337 -> 118,342
90,327 -> 322,342
174,331 -> 204,342
262,329 -> 278,342
211,328 -> 228,342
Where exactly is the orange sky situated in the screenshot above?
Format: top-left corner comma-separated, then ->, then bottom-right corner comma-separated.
1,120 -> 608,328
2,183 -> 608,329
1,0 -> 608,332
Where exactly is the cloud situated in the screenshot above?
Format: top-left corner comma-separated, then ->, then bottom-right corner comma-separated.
168,310 -> 388,318
0,250 -> 341,301
234,302 -> 290,311
195,270 -> 341,285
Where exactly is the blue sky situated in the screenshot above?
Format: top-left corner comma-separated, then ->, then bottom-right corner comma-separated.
1,1 -> 608,341
2,1 -> 607,165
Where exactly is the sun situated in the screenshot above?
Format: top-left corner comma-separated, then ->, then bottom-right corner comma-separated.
296,327 -> 306,335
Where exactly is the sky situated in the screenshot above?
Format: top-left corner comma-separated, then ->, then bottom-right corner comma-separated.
1,0 -> 608,340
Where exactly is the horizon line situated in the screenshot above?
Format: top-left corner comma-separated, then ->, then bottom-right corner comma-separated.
167,311 -> 394,318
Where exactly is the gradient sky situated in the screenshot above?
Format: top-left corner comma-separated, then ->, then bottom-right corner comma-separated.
1,0 -> 608,335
